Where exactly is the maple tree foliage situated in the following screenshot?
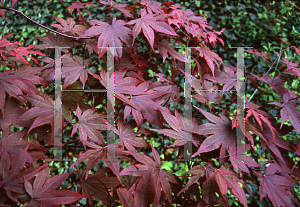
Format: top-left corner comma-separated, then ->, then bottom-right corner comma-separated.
0,0 -> 300,206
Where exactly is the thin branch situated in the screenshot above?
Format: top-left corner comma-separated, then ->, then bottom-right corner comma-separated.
63,139 -> 81,146
245,50 -> 282,95
0,7 -> 91,39
259,160 -> 274,165
290,157 -> 300,174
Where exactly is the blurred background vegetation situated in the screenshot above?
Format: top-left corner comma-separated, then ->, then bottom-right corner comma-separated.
1,0 -> 300,206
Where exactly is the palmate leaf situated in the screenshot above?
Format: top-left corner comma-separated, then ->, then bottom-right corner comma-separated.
205,168 -> 251,207
245,98 -> 279,141
62,54 -> 98,89
69,140 -> 106,180
14,63 -> 48,86
134,167 -> 156,207
255,164 -> 300,207
203,65 -> 237,95
126,9 -> 178,51
117,188 -> 135,207
114,119 -> 149,152
140,0 -> 165,15
260,122 -> 292,163
269,91 -> 300,134
0,128 -> 46,166
126,79 -> 177,129
23,167 -> 85,207
17,94 -> 67,144
71,105 -> 107,146
177,163 -> 214,196
18,94 -> 55,135
0,145 -> 46,204
67,2 -> 96,16
6,44 -> 45,66
192,106 -> 236,159
128,90 -> 169,129
100,0 -> 134,18
0,70 -> 40,118
74,167 -> 118,206
127,144 -> 178,207
281,58 -> 300,78
98,69 -> 146,107
51,16 -> 86,37
0,33 -> 17,59
150,107 -> 199,148
35,32 -> 80,53
155,38 -> 186,62
193,45 -> 223,77
192,80 -> 223,111
177,163 -> 230,206
69,139 -> 123,183
0,97 -> 26,130
228,142 -> 260,176
77,16 -> 132,60
253,73 -> 288,97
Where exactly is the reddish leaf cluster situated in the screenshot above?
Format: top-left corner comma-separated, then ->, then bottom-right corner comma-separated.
0,0 -> 300,206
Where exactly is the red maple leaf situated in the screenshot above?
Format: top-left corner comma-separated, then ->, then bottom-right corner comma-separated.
71,105 -> 107,146
133,167 -> 156,207
114,119 -> 149,152
155,38 -> 186,62
77,16 -> 132,60
150,107 -> 199,148
192,106 -> 236,159
255,164 -> 300,207
35,32 -> 81,53
193,44 -> 223,77
7,44 -> 45,66
69,139 -> 124,183
204,65 -> 237,95
62,54 -> 98,89
0,145 -> 46,204
126,9 -> 178,51
0,128 -> 47,166
228,142 -> 260,176
0,70 -> 39,118
117,188 -> 135,207
75,167 -> 118,206
193,80 -> 223,111
69,140 -> 106,180
204,168 -> 251,207
269,91 -> 300,134
51,16 -> 86,37
177,163 -> 223,206
98,69 -> 146,107
0,33 -> 18,59
252,73 -> 288,97
281,58 -> 300,78
100,0 -> 134,18
245,99 -> 279,141
14,63 -> 48,86
125,143 -> 178,206
23,167 -> 85,206
140,0 -> 165,14
245,49 -> 271,59
18,94 -> 55,135
128,90 -> 173,128
67,2 -> 96,19
0,97 -> 25,130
